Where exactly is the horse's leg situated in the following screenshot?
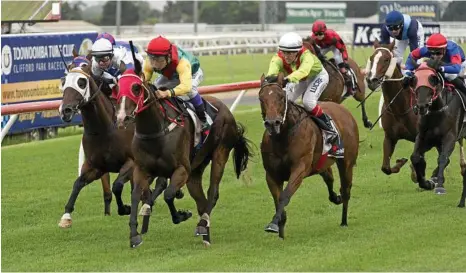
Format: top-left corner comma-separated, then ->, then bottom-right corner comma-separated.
320,167 -> 342,205
264,172 -> 286,239
59,161 -> 103,228
432,135 -> 456,195
129,165 -> 151,248
265,162 -> 306,238
352,91 -> 373,128
382,135 -> 408,175
459,139 -> 466,175
186,162 -> 209,227
164,166 -> 192,225
139,176 -> 166,235
459,165 -> 466,207
336,159 -> 354,226
410,137 -> 435,191
101,173 -> 112,216
112,159 -> 133,216
196,145 -> 230,245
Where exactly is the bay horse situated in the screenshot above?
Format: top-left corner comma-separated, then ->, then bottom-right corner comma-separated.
303,37 -> 372,128
365,40 -> 421,179
115,58 -> 253,247
260,73 -> 359,239
58,53 -> 188,229
409,60 -> 466,207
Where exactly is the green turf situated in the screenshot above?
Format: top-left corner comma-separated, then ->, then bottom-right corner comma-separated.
2,93 -> 466,271
1,1 -> 51,21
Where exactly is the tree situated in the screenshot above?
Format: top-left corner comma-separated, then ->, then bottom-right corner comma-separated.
61,1 -> 85,20
134,1 -> 161,24
441,1 -> 466,21
100,1 -> 140,26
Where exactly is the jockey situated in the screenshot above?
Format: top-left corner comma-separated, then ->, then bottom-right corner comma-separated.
381,10 -> 425,66
267,32 -> 340,149
405,33 -> 466,94
142,36 -> 210,137
90,35 -> 144,94
311,20 -> 354,95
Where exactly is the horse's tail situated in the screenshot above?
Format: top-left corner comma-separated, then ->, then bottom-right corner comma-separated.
232,123 -> 254,179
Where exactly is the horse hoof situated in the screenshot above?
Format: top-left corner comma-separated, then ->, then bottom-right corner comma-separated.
173,210 -> 192,224
139,204 -> 151,216
195,225 -> 208,236
58,219 -> 72,228
264,223 -> 279,233
203,240 -> 211,248
364,121 -> 373,129
381,167 -> 391,175
118,205 -> 131,216
130,235 -> 143,248
104,212 -> 111,216
434,187 -> 446,195
458,201 -> 465,208
175,189 -> 184,199
329,195 -> 342,205
396,158 -> 408,165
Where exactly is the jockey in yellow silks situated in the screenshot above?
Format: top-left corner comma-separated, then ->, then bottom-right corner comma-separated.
266,32 -> 338,145
143,36 -> 210,137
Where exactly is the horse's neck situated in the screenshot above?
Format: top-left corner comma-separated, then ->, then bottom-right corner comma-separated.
282,103 -> 308,136
382,68 -> 410,111
135,102 -> 166,135
81,94 -> 114,135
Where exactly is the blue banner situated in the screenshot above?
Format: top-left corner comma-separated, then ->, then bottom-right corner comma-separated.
378,1 -> 439,23
1,31 -> 98,135
353,23 -> 440,46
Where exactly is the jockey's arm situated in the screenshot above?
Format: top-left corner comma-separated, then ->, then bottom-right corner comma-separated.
171,58 -> 193,96
380,26 -> 391,44
332,36 -> 349,61
266,55 -> 282,77
442,51 -> 463,74
143,56 -> 154,82
407,21 -> 421,51
405,47 -> 427,71
286,51 -> 313,83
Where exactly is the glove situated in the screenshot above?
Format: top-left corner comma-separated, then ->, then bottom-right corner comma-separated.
102,72 -> 117,85
402,75 -> 413,87
282,77 -> 290,88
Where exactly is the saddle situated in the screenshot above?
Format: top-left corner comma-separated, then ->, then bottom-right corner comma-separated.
325,58 -> 357,98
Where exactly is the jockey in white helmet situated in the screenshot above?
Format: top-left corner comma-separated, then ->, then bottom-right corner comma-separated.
267,32 -> 341,157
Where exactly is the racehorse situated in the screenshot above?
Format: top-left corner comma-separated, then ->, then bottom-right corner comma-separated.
115,57 -> 253,247
365,40 -> 421,179
303,37 -> 373,129
409,60 -> 466,207
58,52 -> 186,229
259,73 -> 359,239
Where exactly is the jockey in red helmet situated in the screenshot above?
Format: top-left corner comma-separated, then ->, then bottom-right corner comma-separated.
405,33 -> 466,94
311,20 -> 354,95
143,36 -> 210,139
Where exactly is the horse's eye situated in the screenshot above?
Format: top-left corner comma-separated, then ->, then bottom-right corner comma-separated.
384,59 -> 390,63
428,75 -> 439,86
77,78 -> 87,89
132,84 -> 141,96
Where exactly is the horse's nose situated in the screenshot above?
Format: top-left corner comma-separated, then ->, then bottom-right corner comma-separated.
62,106 -> 73,116
264,119 -> 280,127
60,105 -> 74,122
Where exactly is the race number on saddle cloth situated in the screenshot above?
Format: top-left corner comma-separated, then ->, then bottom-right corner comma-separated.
267,32 -> 344,158
405,33 -> 466,95
91,35 -> 144,100
142,36 -> 212,145
311,20 -> 355,95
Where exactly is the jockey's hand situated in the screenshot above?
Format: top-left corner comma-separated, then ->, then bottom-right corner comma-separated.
402,75 -> 413,88
155,90 -> 171,99
282,77 -> 290,88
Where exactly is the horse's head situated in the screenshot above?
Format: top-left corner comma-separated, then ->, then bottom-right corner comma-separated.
115,68 -> 152,129
413,61 -> 444,115
365,39 -> 398,91
59,55 -> 99,122
259,73 -> 288,135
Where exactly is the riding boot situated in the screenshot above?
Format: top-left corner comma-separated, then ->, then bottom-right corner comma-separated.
194,102 -> 211,138
310,105 -> 338,145
450,77 -> 466,96
338,63 -> 354,95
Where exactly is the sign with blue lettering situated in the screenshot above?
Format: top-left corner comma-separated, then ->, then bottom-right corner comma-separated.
353,23 -> 440,46
1,31 -> 98,135
378,1 -> 439,23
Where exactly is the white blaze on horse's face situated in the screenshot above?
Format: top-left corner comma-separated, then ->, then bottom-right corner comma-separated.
62,68 -> 91,102
370,51 -> 383,81
117,97 -> 127,122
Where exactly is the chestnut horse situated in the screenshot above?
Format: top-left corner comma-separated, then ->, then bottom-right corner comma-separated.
260,73 -> 359,239
303,38 -> 372,128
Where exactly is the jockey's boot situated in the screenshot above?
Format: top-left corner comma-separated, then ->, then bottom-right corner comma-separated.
194,102 -> 211,139
339,64 -> 354,95
450,77 -> 466,96
310,105 -> 338,145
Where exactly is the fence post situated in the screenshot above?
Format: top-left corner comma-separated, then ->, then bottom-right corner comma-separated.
1,114 -> 18,143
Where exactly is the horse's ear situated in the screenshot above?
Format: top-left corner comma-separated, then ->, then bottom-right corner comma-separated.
72,47 -> 78,58
277,72 -> 284,87
388,39 -> 396,51
260,73 -> 265,84
373,39 -> 380,48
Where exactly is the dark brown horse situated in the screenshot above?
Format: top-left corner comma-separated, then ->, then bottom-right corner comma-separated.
115,59 -> 252,247
409,61 -> 466,207
365,40 -> 421,179
303,38 -> 372,128
58,55 -> 136,228
259,73 -> 359,239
